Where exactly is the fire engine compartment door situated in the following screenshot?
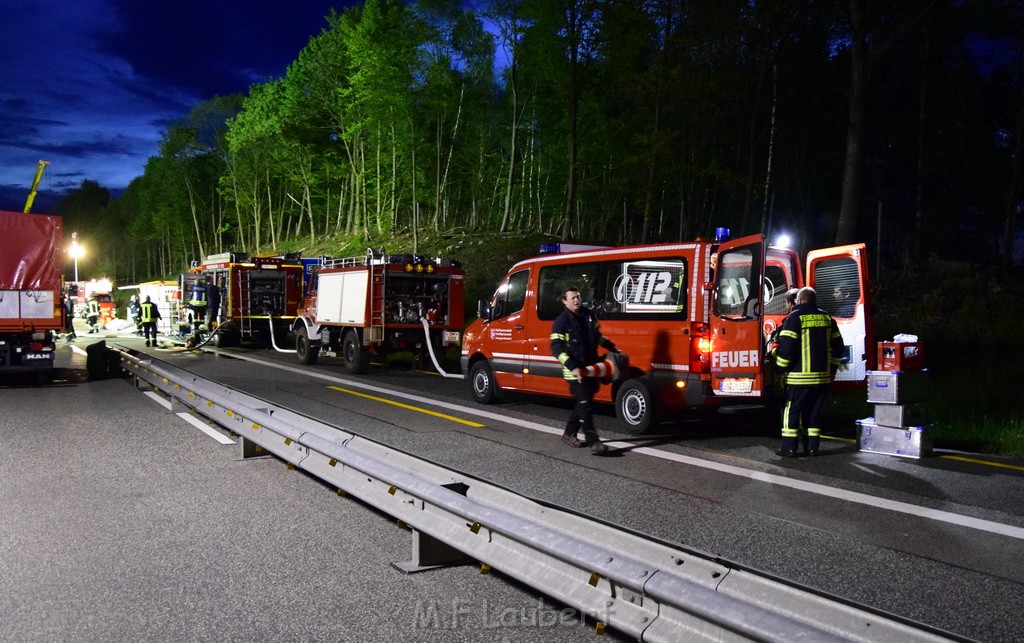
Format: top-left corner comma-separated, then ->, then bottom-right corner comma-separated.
807,243 -> 870,382
710,234 -> 766,397
316,271 -> 368,324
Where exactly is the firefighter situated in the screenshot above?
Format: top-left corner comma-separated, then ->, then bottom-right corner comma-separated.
139,295 -> 161,347
86,296 -> 100,334
63,287 -> 77,342
205,276 -> 221,329
128,294 -> 141,335
771,287 -> 844,457
188,277 -> 208,332
550,287 -> 621,455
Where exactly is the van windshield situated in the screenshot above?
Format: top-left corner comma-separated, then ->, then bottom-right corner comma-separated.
491,269 -> 528,320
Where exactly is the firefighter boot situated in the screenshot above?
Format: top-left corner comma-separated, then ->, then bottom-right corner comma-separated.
806,436 -> 820,457
776,437 -> 798,458
583,431 -> 608,455
561,422 -> 584,448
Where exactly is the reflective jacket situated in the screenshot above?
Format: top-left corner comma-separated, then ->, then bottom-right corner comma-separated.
189,283 -> 207,307
140,301 -> 160,323
550,306 -> 617,380
773,303 -> 843,386
87,299 -> 100,317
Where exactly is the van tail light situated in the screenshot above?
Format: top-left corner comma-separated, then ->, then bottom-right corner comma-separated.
690,333 -> 713,374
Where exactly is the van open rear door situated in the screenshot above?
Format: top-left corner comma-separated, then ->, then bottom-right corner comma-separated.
807,243 -> 872,381
709,234 -> 767,398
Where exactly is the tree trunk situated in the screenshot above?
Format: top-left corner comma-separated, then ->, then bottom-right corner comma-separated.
836,0 -> 868,245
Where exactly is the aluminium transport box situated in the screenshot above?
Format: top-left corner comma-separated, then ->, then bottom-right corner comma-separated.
873,402 -> 928,428
856,420 -> 933,459
866,370 -> 930,405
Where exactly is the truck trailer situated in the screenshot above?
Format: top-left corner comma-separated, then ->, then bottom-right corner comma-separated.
0,210 -> 64,371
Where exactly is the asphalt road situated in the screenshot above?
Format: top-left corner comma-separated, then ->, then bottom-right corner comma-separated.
3,330 -> 1023,641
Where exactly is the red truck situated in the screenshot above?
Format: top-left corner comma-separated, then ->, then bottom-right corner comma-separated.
0,210 -> 64,371
181,252 -> 305,347
293,249 -> 464,372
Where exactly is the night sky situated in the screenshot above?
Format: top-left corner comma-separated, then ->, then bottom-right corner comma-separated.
0,0 -> 361,213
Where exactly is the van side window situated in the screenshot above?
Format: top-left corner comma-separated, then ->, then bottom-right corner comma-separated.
614,260 -> 687,315
813,257 -> 860,319
538,262 -> 600,320
538,258 -> 687,321
492,269 -> 528,319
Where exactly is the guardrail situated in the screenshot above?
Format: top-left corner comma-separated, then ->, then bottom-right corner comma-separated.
113,345 -> 956,642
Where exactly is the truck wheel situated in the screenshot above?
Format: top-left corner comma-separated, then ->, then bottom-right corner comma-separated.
296,327 -> 319,365
469,360 -> 500,404
210,328 -> 236,348
615,378 -> 657,435
341,329 -> 369,374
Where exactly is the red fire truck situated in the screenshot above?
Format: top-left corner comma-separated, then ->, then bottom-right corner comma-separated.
461,231 -> 871,433
181,252 -> 305,347
293,249 -> 464,372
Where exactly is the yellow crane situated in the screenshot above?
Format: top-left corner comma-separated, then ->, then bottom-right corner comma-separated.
23,159 -> 50,213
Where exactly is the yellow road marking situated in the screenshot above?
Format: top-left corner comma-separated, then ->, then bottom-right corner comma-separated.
327,385 -> 485,427
825,435 -> 1024,471
939,455 -> 1024,472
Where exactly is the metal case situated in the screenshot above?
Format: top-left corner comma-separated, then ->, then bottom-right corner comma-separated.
873,402 -> 927,428
856,420 -> 933,458
866,370 -> 930,404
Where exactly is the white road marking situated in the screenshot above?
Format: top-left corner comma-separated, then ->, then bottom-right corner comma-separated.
143,391 -> 235,445
201,350 -> 1024,540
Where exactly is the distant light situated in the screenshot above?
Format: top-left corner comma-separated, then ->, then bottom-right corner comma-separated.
775,234 -> 792,249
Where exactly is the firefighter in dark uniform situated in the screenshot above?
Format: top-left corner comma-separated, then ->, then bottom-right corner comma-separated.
188,278 -> 208,333
771,286 -> 844,457
139,296 -> 161,347
86,296 -> 100,333
550,287 -> 620,455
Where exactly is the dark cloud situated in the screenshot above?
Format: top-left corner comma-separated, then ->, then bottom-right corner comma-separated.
0,0 -> 357,212
100,1 -> 337,98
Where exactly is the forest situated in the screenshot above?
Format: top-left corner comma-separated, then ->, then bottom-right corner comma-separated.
50,0 -> 1023,285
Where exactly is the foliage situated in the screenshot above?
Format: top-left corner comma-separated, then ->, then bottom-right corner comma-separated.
51,1 -> 1024,453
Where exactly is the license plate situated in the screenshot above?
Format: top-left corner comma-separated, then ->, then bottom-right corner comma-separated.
443,330 -> 460,344
721,378 -> 753,394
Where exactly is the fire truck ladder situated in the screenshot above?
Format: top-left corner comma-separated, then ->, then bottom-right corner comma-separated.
366,248 -> 386,345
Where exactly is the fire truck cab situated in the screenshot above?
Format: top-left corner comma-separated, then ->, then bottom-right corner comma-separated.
461,232 -> 870,433
181,252 -> 304,347
294,249 -> 465,373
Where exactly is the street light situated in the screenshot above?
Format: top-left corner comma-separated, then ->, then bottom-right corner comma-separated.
69,232 -> 85,282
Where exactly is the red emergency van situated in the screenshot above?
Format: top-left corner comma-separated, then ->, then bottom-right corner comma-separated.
460,233 -> 871,433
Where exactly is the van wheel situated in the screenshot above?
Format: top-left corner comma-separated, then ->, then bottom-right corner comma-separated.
296,327 -> 319,365
616,378 -> 656,435
341,329 -> 369,373
469,360 -> 499,404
